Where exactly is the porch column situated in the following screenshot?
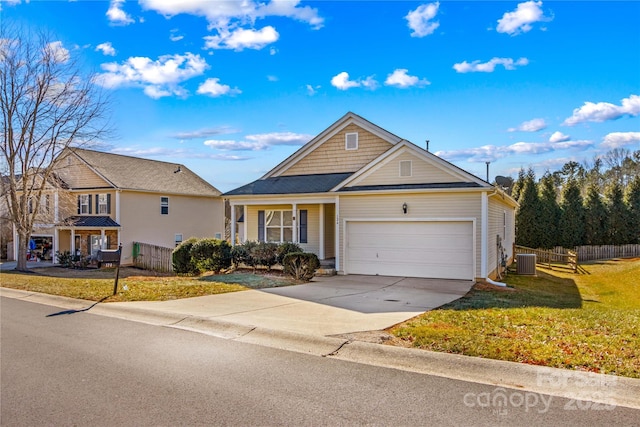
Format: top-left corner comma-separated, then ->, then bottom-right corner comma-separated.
291,203 -> 297,243
230,203 -> 236,246
54,228 -> 59,264
70,229 -> 76,255
243,205 -> 248,243
12,223 -> 18,262
319,204 -> 325,259
101,229 -> 106,249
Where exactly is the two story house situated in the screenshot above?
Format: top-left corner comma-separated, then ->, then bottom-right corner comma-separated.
14,148 -> 224,266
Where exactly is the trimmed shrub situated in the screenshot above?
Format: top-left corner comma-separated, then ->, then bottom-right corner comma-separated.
231,242 -> 250,269
251,241 -> 279,271
282,252 -> 320,281
55,250 -> 73,268
172,237 -> 199,275
276,242 -> 302,265
191,238 -> 232,273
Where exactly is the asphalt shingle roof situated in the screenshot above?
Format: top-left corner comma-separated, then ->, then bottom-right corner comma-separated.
224,172 -> 353,196
68,148 -> 221,197
62,216 -> 121,227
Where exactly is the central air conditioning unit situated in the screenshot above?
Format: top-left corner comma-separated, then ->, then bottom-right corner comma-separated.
516,254 -> 537,275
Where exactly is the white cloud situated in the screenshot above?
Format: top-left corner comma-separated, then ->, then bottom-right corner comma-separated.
435,139 -> 593,163
204,26 -> 279,51
267,75 -> 278,82
172,127 -> 239,140
44,41 -> 70,63
563,95 -> 640,126
196,78 -> 241,97
95,42 -> 116,56
270,47 -> 278,56
508,118 -> 546,132
549,131 -> 570,143
453,57 -> 529,73
384,69 -> 430,88
601,132 -> 640,149
170,34 -> 184,42
405,2 -> 440,37
306,84 -> 320,96
330,72 -> 378,91
107,0 -> 134,25
95,53 -> 208,99
204,132 -> 312,151
496,1 -> 549,36
139,0 -> 323,32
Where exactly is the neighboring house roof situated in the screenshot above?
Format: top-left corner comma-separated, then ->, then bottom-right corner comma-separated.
65,148 -> 221,197
61,216 -> 121,227
224,172 -> 353,196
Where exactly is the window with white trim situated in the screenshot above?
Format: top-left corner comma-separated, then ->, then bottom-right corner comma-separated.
79,195 -> 90,214
399,160 -> 412,177
258,210 -> 308,243
161,197 -> 169,215
345,132 -> 358,150
175,234 -> 183,247
97,194 -> 109,214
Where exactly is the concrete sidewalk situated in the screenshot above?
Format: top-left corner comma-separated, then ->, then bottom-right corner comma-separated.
108,275 -> 473,336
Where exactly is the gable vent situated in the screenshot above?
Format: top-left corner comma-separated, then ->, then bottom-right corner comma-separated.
399,160 -> 412,177
345,132 -> 358,150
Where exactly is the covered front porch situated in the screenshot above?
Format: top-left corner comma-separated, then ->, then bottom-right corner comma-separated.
229,197 -> 337,261
56,216 -> 121,261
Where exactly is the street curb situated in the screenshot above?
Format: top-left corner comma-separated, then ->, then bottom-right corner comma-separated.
2,287 -> 639,410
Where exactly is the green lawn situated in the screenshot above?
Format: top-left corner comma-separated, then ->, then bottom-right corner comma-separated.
389,258 -> 640,378
0,267 -> 296,302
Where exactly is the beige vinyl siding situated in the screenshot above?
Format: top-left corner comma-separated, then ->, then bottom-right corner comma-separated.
351,152 -> 463,187
56,155 -> 110,189
119,191 -> 224,265
338,193 -> 482,277
488,196 -> 516,277
69,190 -> 117,219
282,124 -> 393,176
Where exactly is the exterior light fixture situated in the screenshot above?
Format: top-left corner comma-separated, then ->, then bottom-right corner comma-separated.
402,202 -> 408,214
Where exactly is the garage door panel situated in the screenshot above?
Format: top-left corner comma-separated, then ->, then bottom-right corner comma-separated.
346,221 -> 473,280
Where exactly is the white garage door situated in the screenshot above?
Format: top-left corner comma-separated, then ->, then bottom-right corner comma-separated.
346,221 -> 474,280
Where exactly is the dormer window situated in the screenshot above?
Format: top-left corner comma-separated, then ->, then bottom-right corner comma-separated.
399,160 -> 412,177
345,132 -> 358,150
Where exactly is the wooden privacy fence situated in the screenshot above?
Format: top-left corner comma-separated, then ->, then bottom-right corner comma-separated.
574,244 -> 640,262
515,245 -> 578,272
133,242 -> 173,273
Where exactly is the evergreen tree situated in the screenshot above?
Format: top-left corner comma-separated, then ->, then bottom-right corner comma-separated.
624,176 -> 640,244
583,183 -> 607,245
515,174 -> 541,248
511,168 -> 526,202
537,173 -> 561,248
605,182 -> 629,245
559,179 -> 585,248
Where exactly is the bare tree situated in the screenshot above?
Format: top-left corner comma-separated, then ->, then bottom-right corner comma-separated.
1,25 -> 111,271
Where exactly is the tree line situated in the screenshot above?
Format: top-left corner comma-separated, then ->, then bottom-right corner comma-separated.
507,148 -> 640,249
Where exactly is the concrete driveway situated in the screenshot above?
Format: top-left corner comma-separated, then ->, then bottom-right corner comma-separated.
114,275 -> 473,336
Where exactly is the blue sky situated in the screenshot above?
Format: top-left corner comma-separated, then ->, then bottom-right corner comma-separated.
3,0 -> 639,192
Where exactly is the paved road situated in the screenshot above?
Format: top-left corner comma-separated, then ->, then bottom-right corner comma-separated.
2,297 -> 638,426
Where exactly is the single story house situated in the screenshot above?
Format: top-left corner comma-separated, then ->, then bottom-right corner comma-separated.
224,112 -> 517,281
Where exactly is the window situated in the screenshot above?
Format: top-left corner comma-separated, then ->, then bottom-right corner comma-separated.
161,197 -> 169,215
41,194 -> 50,214
97,194 -> 110,214
78,194 -> 91,214
345,132 -> 358,150
258,210 -> 307,243
175,234 -> 183,247
399,160 -> 412,177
